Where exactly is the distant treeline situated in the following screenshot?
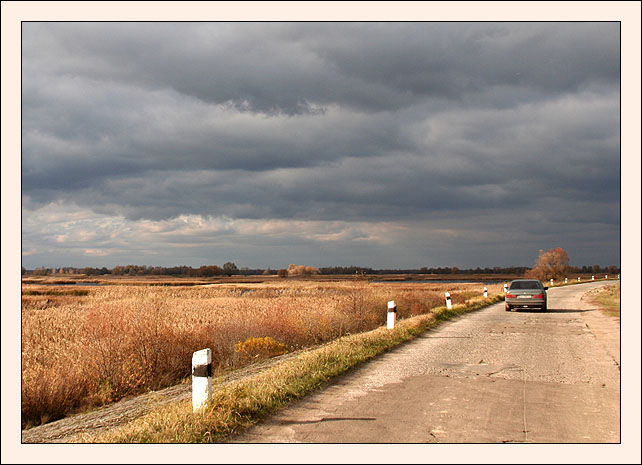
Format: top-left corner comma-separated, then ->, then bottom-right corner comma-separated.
25,263 -> 253,277
318,266 -> 532,275
22,263 -> 620,277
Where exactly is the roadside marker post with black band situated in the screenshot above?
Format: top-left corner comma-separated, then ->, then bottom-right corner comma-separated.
578,277 -> 581,282
445,291 -> 452,309
387,300 -> 397,329
192,348 -> 212,413
550,278 -> 554,287
483,286 -> 488,298
503,283 -> 508,293
565,277 -> 568,284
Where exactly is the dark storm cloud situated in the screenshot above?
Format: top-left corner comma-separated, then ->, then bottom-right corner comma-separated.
23,22 -> 619,113
21,22 -> 620,267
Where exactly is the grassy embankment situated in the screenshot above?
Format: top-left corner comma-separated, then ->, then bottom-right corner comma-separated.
80,294 -> 504,443
589,283 -> 620,318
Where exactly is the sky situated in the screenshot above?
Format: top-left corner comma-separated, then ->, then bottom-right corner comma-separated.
20,21 -> 622,270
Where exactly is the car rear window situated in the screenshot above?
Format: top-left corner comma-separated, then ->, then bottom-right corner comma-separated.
510,281 -> 542,290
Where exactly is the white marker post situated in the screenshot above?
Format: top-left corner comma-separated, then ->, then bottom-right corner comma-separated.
605,275 -> 608,279
578,277 -> 581,282
445,291 -> 452,309
503,283 -> 508,293
550,278 -> 554,287
192,348 -> 212,413
387,300 -> 397,329
483,286 -> 488,298
592,276 -> 595,281
565,277 -> 568,284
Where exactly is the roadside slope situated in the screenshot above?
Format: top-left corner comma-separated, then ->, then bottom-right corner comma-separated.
21,349 -> 309,443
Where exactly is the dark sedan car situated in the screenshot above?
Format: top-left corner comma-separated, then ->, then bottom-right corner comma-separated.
505,279 -> 548,311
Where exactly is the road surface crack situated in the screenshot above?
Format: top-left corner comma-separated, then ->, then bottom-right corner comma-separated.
278,417 -> 376,425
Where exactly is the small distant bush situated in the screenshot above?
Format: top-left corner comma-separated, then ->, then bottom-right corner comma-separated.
287,264 -> 319,277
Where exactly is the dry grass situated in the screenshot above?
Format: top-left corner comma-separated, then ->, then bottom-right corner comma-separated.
589,283 -> 620,318
22,279 -> 504,428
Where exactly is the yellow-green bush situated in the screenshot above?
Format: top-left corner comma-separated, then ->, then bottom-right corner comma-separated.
235,336 -> 290,362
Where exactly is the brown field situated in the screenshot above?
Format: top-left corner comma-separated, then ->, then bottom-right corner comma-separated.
21,275 -> 506,429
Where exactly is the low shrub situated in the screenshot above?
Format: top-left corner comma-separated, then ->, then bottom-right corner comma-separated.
235,337 -> 290,363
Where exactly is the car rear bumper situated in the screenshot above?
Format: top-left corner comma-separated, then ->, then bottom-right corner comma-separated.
506,298 -> 546,308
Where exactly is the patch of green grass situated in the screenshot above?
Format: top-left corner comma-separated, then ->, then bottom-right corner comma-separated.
80,295 -> 504,443
591,283 -> 620,318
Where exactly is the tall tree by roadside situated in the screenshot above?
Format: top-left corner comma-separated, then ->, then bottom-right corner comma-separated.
525,247 -> 571,281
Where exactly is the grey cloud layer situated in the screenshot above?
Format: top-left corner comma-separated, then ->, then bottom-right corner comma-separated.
21,22 -> 620,267
22,23 -> 619,111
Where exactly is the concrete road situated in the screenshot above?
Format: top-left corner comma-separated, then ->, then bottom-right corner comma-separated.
229,281 -> 620,443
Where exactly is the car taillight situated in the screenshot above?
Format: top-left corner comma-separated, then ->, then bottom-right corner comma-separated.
533,293 -> 545,299
506,293 -> 516,298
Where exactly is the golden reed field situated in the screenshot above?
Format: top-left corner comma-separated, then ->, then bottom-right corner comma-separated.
21,276 -> 505,428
